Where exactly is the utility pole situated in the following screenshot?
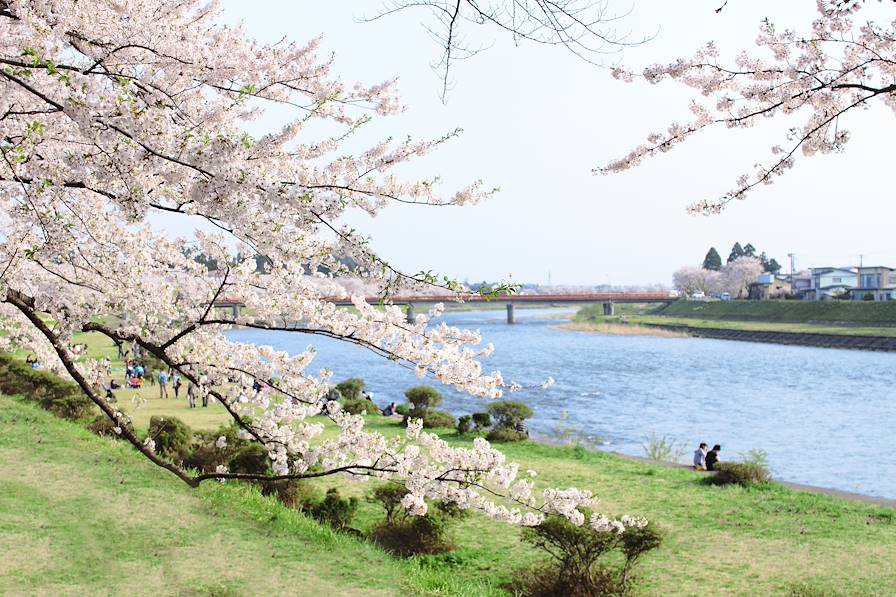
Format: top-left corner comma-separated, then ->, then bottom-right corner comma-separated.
788,253 -> 795,294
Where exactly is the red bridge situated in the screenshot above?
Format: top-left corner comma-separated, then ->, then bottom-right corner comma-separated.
215,293 -> 675,324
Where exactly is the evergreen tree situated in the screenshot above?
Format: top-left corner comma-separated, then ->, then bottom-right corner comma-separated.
743,243 -> 757,257
702,247 -> 722,271
727,242 -> 744,263
765,258 -> 782,275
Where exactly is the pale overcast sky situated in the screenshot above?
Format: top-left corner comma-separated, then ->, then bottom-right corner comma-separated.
210,1 -> 896,286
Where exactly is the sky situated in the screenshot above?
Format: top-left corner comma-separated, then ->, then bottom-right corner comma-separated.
206,1 -> 896,286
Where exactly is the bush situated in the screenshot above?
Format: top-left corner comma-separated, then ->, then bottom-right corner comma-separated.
640,432 -> 686,463
261,480 -> 321,511
0,354 -> 95,420
184,424 -> 246,473
341,397 -> 377,415
148,416 -> 192,461
87,414 -> 133,439
420,410 -> 455,429
405,386 -> 443,411
487,400 -> 533,428
471,412 -> 492,432
308,487 -> 358,532
507,514 -> 662,597
228,442 -> 270,476
486,426 -> 529,442
456,415 -> 472,435
706,462 -> 771,486
43,392 -> 95,420
335,378 -> 365,400
367,485 -> 459,556
395,403 -> 410,417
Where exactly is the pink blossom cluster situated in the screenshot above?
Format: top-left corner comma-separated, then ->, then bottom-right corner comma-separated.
0,0 -> 639,532
600,3 -> 896,212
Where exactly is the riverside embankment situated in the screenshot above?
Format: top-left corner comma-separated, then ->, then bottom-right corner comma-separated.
574,299 -> 896,351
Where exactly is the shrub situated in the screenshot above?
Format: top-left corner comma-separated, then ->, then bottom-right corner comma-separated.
456,415 -> 473,435
487,400 -> 533,429
308,487 -> 358,532
706,462 -> 771,486
87,414 -> 133,439
486,426 -> 529,442
395,403 -> 410,417
863,292 -> 875,301
370,514 -> 454,557
42,392 -> 95,420
228,442 -> 270,476
471,412 -> 492,432
184,424 -> 246,473
405,385 -> 443,411
148,415 -> 192,461
640,432 -> 686,463
341,397 -> 375,415
335,378 -> 365,400
507,514 -> 662,597
738,448 -> 770,470
262,480 -> 321,510
0,354 -> 95,420
367,485 -> 459,556
420,410 -> 455,429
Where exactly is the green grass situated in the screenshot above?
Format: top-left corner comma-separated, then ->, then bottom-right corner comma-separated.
0,394 -> 499,596
656,300 -> 896,325
4,392 -> 895,596
7,321 -> 896,595
576,301 -> 896,337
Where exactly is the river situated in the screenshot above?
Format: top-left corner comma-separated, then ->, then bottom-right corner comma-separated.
226,307 -> 896,499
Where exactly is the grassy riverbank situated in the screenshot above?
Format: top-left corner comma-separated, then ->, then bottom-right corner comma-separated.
574,301 -> 896,338
3,391 -> 896,595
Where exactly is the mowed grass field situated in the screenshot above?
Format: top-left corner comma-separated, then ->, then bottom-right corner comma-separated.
576,301 -> 896,337
3,389 -> 896,596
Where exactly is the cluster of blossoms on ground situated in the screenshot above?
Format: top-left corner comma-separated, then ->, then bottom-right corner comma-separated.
0,0 -> 644,534
600,1 -> 896,212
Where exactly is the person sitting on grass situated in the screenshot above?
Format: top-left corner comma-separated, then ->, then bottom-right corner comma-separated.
693,442 -> 708,470
109,379 -> 120,390
382,402 -> 397,416
706,444 -> 721,471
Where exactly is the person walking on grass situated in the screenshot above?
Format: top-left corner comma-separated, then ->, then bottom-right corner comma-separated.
172,373 -> 182,398
693,442 -> 708,470
158,369 -> 169,399
187,381 -> 196,409
706,444 -> 722,471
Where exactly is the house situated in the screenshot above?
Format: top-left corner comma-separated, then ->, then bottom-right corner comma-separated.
790,271 -> 812,299
849,266 -> 896,301
748,274 -> 792,300
807,267 -> 857,300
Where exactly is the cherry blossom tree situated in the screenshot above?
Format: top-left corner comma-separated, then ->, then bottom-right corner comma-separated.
672,266 -> 721,297
720,256 -> 763,299
601,0 -> 896,212
0,0 -> 646,533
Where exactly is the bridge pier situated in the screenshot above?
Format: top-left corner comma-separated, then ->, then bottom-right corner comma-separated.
506,303 -> 515,324
602,301 -> 614,316
232,304 -> 241,318
406,303 -> 415,324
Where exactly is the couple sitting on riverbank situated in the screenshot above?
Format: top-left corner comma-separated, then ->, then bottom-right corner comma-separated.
693,443 -> 721,471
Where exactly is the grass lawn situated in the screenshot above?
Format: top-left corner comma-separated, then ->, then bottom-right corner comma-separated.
656,300 -> 896,325
3,391 -> 895,595
0,394 -> 496,596
6,320 -> 896,595
576,302 -> 896,337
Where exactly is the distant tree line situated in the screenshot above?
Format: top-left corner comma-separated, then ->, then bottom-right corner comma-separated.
703,243 -> 781,274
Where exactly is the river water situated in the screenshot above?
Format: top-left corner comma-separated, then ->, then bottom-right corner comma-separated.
227,307 -> 896,498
